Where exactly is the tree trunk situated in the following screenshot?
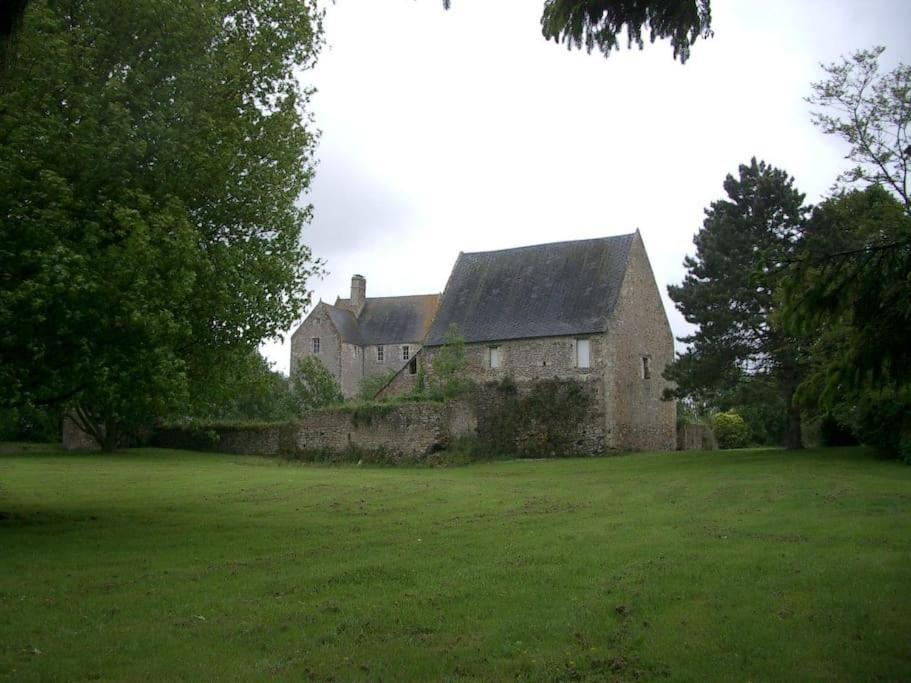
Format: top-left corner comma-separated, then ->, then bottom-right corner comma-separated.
785,397 -> 803,450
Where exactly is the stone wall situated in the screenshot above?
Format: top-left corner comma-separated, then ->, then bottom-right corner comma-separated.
151,402 -> 474,461
677,423 -> 718,451
602,233 -> 676,451
295,401 -> 459,459
290,303 -> 343,388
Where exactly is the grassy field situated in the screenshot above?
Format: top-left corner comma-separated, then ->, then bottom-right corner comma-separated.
1,446 -> 909,681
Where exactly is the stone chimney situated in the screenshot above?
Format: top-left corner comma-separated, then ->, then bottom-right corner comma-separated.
350,274 -> 366,316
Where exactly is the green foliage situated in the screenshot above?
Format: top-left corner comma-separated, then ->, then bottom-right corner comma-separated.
665,158 -> 808,449
712,412 -> 750,449
427,324 -> 473,401
358,370 -> 397,401
539,0 -> 712,63
200,351 -> 297,423
781,188 -> 910,461
0,0 -> 323,448
290,356 -> 343,412
478,377 -> 594,456
807,46 -> 910,213
0,404 -> 61,443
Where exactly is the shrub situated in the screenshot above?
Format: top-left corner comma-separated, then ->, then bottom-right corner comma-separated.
477,377 -> 594,456
427,324 -> 473,400
357,370 -> 397,401
290,356 -> 343,412
713,412 -> 750,449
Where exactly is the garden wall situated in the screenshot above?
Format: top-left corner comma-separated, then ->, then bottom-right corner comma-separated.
149,401 -> 476,461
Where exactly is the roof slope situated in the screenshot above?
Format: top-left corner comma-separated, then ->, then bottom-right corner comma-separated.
424,233 -> 636,346
332,294 -> 440,345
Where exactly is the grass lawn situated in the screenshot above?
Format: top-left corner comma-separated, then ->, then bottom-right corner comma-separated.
1,446 -> 909,680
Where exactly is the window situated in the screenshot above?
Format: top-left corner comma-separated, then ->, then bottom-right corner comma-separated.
311,337 -> 320,354
353,346 -> 359,358
488,346 -> 501,369
408,356 -> 418,375
576,339 -> 590,368
402,345 -> 410,361
642,356 -> 651,379
377,345 -> 384,363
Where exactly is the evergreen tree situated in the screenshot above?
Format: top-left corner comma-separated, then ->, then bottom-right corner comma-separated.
666,159 -> 808,449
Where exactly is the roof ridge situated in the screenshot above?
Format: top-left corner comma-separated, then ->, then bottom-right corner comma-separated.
460,232 -> 635,256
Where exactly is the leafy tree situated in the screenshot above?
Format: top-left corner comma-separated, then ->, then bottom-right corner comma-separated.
290,356 -> 343,412
428,324 -> 473,401
203,351 -> 297,423
0,0 -> 322,448
782,187 -> 911,459
807,47 -> 910,214
443,0 -> 712,63
665,158 -> 808,449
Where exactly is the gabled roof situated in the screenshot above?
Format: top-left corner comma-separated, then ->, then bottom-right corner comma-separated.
323,305 -> 362,345
424,233 -> 636,346
331,294 -> 440,345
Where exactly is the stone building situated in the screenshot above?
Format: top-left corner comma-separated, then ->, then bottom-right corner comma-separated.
290,231 -> 675,451
289,275 -> 440,398
375,230 -> 676,451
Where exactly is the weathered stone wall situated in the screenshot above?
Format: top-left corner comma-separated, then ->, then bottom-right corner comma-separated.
290,303 -> 342,386
421,334 -> 606,385
151,402 -> 474,461
677,423 -> 718,451
295,401 -> 459,459
602,233 -> 676,451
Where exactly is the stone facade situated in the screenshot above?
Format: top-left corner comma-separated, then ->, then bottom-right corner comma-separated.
600,233 -> 676,451
289,276 -> 438,399
377,232 -> 676,452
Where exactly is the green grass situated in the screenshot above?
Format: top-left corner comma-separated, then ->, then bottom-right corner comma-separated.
1,446 -> 909,680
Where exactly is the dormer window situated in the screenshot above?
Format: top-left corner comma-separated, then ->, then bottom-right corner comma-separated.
311,337 -> 320,354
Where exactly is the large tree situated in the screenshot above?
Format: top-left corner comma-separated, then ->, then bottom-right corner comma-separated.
442,1 -> 712,63
0,0 -> 322,448
782,187 -> 911,458
666,159 -> 808,449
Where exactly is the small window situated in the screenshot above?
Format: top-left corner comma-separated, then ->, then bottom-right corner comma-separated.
642,355 -> 651,379
489,346 -> 501,369
576,339 -> 590,368
311,337 -> 320,354
402,345 -> 410,361
353,346 -> 359,358
408,356 -> 418,375
377,345 -> 384,363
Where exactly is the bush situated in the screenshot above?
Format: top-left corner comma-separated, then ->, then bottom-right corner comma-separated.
713,412 -> 750,449
477,377 -> 594,456
357,371 -> 397,401
290,356 -> 343,412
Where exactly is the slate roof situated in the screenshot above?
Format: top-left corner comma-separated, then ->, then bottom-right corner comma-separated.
329,294 -> 440,345
424,233 -> 636,346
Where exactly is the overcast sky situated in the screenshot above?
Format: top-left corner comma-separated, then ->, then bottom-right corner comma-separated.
262,0 -> 911,374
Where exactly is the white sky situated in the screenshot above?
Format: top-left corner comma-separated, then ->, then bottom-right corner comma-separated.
262,0 -> 911,374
